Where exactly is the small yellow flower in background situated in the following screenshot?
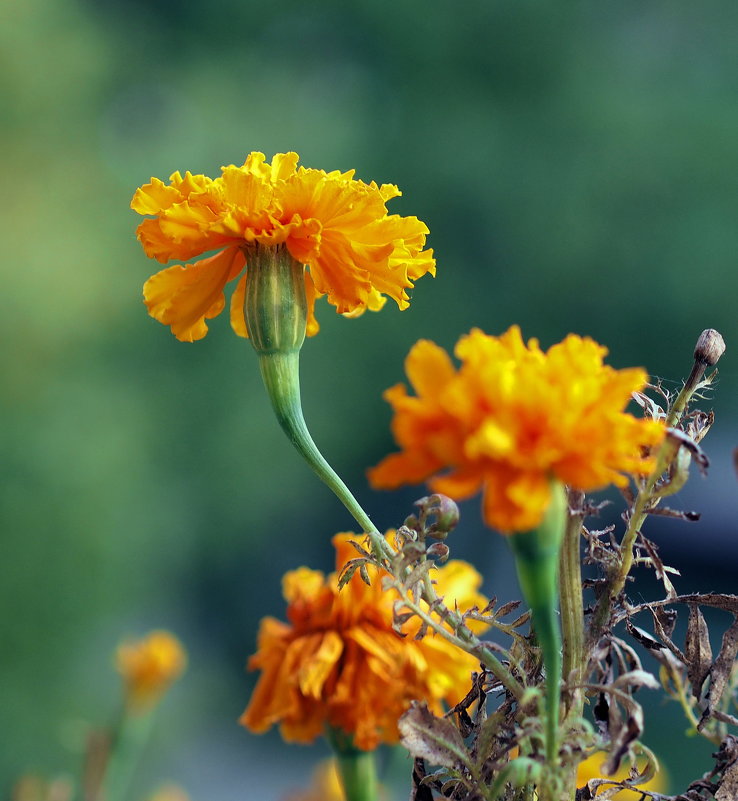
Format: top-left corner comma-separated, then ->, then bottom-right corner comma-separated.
11,776 -> 73,801
131,152 -> 435,342
369,326 -> 665,533
576,752 -> 666,798
281,760 -> 345,801
116,630 -> 187,711
241,532 -> 486,750
145,785 -> 192,801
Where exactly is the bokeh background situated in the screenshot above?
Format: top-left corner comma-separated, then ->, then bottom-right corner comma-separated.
3,0 -> 737,797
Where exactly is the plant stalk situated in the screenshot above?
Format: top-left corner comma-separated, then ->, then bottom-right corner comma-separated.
508,483 -> 567,765
558,489 -> 586,800
98,709 -> 156,801
327,728 -> 379,801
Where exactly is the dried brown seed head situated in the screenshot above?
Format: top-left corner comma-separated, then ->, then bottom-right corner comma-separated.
694,328 -> 726,366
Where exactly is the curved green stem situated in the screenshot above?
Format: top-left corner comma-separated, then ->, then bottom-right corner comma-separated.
257,352 -> 394,562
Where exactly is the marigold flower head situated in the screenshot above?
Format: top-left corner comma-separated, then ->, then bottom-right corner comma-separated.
132,152 -> 435,342
240,532 -> 486,750
368,326 -> 665,533
116,630 -> 187,711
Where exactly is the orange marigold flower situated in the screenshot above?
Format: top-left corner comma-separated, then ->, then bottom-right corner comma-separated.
368,326 -> 665,533
116,630 -> 187,711
240,532 -> 486,750
132,152 -> 435,342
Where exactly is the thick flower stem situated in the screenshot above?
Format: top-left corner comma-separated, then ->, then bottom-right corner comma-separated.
327,728 -> 379,801
508,483 -> 566,765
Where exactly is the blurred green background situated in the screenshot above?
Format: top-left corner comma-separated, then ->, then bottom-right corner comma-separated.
2,0 -> 737,797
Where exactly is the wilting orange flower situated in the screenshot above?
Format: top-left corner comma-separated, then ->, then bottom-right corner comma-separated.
240,532 -> 486,750
132,152 -> 435,342
116,630 -> 187,710
369,326 -> 665,533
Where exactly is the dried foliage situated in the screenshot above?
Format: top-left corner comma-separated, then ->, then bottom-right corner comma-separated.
344,335 -> 736,800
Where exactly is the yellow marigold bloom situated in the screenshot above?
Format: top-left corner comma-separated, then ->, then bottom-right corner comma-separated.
368,326 -> 665,533
116,630 -> 187,710
131,152 -> 435,342
576,752 -> 666,798
240,532 -> 486,750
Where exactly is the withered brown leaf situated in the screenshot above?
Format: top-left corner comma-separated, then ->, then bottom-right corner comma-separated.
398,701 -> 470,770
684,604 -> 713,700
700,616 -> 738,730
715,756 -> 738,801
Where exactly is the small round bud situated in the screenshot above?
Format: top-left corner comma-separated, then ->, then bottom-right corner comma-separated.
403,514 -> 420,532
426,542 -> 450,562
694,329 -> 726,366
425,494 -> 460,538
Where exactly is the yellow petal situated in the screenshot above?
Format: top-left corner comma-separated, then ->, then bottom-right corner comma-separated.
297,631 -> 343,698
229,272 -> 248,338
143,247 -> 245,342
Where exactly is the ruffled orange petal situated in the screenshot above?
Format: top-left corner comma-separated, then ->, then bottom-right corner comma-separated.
240,619 -> 291,732
297,631 -> 343,698
131,178 -> 184,215
482,469 -> 552,533
405,339 -> 457,399
339,287 -> 387,319
143,246 -> 245,342
429,468 -> 485,499
367,450 -> 439,489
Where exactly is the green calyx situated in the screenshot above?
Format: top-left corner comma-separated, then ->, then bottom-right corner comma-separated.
508,481 -> 567,765
243,243 -> 307,356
